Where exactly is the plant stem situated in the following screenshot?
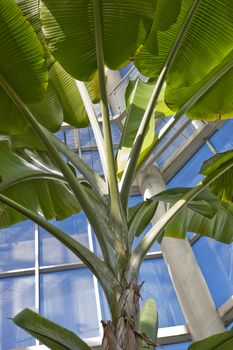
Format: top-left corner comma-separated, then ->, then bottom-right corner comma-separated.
119,0 -> 202,210
129,157 -> 233,279
76,80 -> 108,179
93,0 -> 127,231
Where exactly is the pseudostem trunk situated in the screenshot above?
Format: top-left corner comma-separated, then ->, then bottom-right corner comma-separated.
101,283 -> 142,350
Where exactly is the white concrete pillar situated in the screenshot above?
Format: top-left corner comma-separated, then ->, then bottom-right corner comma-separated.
137,166 -> 225,341
106,70 -> 124,115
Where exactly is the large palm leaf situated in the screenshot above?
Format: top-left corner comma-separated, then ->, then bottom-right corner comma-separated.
40,0 -> 157,81
49,62 -> 90,128
165,51 -> 233,120
117,79 -> 156,177
0,140 -> 81,228
135,0 -> 233,83
13,309 -> 92,350
116,79 -> 173,178
0,0 -> 48,134
135,0 -> 233,120
200,150 -> 233,203
15,0 -> 94,128
154,188 -> 233,244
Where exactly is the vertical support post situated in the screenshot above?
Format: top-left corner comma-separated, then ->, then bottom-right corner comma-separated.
137,166 -> 225,341
107,70 -> 124,115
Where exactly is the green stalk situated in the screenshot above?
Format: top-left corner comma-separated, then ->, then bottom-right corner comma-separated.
119,0 -> 202,210
0,73 -> 110,251
93,0 -> 127,230
0,193 -> 120,307
76,80 -> 108,179
129,158 -> 233,279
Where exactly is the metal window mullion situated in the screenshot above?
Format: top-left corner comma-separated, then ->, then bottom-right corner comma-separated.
205,139 -> 218,154
75,129 -> 81,157
77,129 -> 82,157
0,251 -> 163,279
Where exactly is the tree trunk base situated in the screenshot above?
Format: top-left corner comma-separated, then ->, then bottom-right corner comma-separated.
101,283 -> 142,350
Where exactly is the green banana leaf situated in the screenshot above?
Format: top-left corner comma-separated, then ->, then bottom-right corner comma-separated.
116,79 -> 157,177
40,0 -> 156,81
16,0 -> 43,39
17,0 -> 100,106
200,151 -> 233,203
2,77 -> 63,137
29,80 -> 63,131
140,299 -> 158,350
49,62 -> 90,128
135,0 -> 233,84
85,71 -> 100,104
0,140 -> 81,228
135,0 -> 233,120
134,0 -> 183,78
10,127 -> 46,151
13,308 -> 92,350
189,328 -> 233,350
117,79 -> 173,178
15,0 -> 94,128
154,188 -> 233,244
3,1 -> 63,132
165,51 -> 233,120
154,83 -> 174,118
0,0 -> 47,134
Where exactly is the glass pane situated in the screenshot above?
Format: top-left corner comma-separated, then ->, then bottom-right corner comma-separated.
79,127 -> 91,148
55,130 -> 65,143
98,284 -> 111,321
226,321 -> 233,330
39,213 -> 89,266
111,124 -> 121,145
40,268 -> 100,338
91,150 -> 103,173
92,229 -> 103,259
133,223 -> 161,252
154,116 -> 172,134
193,237 -> 233,307
79,127 -> 97,148
0,275 -> 35,350
167,144 -> 213,188
65,129 -> 79,149
81,150 -> 103,173
0,221 -> 35,272
139,259 -> 185,327
210,120 -> 233,152
81,150 -> 93,169
119,62 -> 134,78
